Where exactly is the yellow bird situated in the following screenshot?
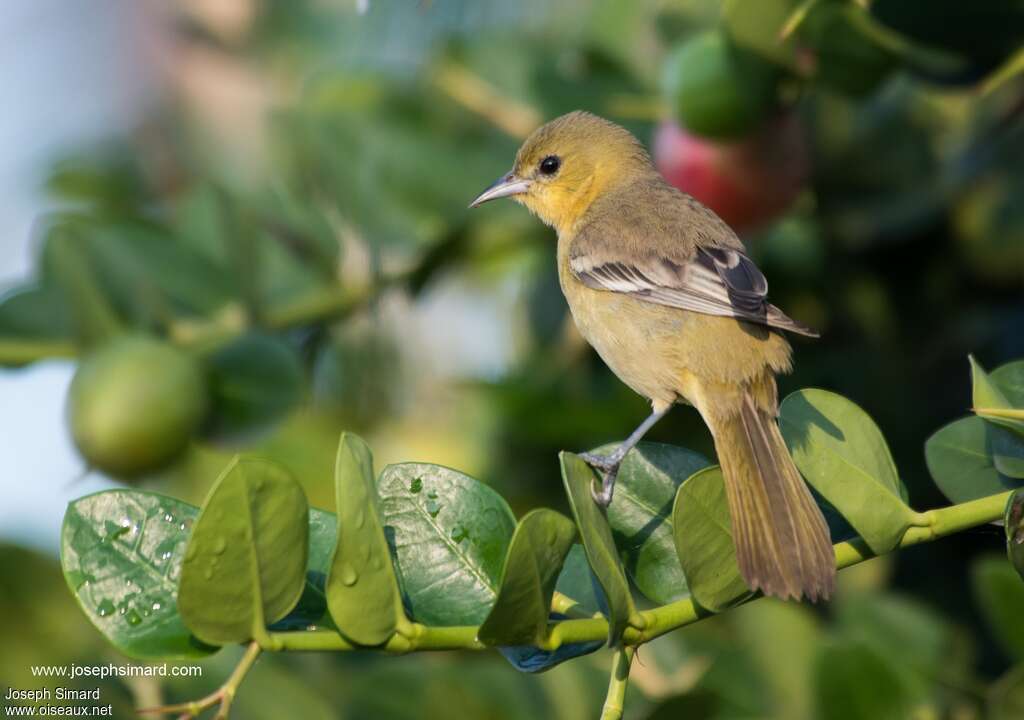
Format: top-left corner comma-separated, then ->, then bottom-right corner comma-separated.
470,111 -> 835,601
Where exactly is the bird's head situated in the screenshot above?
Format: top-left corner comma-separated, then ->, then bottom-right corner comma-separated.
469,111 -> 654,234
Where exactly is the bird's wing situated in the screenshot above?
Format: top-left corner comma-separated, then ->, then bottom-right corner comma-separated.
569,241 -> 818,337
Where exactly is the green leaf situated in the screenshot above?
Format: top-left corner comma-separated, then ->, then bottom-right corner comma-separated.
973,554 -> 1024,663
672,466 -> 751,611
479,509 -> 577,647
42,225 -> 123,347
993,360 -> 1024,406
497,544 -> 607,673
601,441 -> 707,604
925,417 -> 1022,504
204,333 -> 305,442
555,544 -> 607,618
80,222 -> 235,319
779,389 -> 915,553
377,462 -> 516,626
972,355 -> 1024,436
813,639 -> 913,720
987,361 -> 1024,477
178,457 -> 309,645
559,452 -> 639,646
1006,489 -> 1024,583
270,507 -> 337,631
0,284 -> 73,340
992,425 -> 1024,479
326,434 -> 409,646
60,490 -> 216,659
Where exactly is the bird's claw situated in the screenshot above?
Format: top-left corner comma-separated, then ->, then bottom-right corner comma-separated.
590,479 -> 614,508
580,452 -> 619,508
579,451 -> 618,472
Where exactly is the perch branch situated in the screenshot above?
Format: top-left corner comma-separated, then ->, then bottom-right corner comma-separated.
265,489 -> 1012,653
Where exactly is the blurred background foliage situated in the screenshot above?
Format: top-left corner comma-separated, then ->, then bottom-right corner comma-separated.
1,0 -> 1023,717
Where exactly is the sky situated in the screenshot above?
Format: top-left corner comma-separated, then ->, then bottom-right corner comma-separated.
0,0 -> 158,553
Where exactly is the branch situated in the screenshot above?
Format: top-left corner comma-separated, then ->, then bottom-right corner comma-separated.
265,489 -> 1012,654
0,339 -> 77,365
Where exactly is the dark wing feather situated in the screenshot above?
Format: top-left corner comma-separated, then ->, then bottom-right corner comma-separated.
571,244 -> 818,337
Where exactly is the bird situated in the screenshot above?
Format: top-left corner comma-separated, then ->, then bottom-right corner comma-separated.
469,110 -> 835,601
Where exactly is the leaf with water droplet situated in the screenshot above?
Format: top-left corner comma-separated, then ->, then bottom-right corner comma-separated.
179,456 -> 309,646
97,599 -> 115,617
326,433 -> 410,646
60,490 -> 214,659
378,462 -> 516,626
479,509 -> 576,647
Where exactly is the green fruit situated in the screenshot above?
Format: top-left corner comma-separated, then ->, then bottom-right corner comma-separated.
663,29 -> 779,140
68,336 -> 208,478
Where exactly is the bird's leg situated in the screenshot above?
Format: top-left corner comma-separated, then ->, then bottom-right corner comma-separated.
581,405 -> 670,507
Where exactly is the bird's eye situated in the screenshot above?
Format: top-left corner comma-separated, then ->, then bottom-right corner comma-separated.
539,155 -> 561,175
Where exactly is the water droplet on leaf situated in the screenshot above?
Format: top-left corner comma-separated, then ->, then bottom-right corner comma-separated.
341,564 -> 358,586
96,599 -> 115,617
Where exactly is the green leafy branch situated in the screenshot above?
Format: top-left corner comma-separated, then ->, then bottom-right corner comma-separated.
57,358 -> 1024,719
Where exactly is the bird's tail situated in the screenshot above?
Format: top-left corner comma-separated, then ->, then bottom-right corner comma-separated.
708,392 -> 835,601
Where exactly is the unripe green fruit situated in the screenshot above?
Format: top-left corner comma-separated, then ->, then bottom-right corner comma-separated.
663,29 -> 778,140
68,336 -> 208,478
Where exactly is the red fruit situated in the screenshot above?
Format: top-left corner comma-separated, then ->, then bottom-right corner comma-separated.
653,113 -> 809,234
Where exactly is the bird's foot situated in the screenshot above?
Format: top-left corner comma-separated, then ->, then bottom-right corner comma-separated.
579,451 -> 618,472
579,452 -> 620,508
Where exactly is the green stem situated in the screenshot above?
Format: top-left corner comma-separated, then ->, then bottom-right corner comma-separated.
599,647 -> 634,720
264,489 -> 1013,654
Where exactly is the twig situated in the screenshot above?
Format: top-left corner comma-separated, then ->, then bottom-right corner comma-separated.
600,647 -> 635,720
137,641 -> 261,719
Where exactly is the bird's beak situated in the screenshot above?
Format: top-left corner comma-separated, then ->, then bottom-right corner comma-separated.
468,172 -> 531,208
